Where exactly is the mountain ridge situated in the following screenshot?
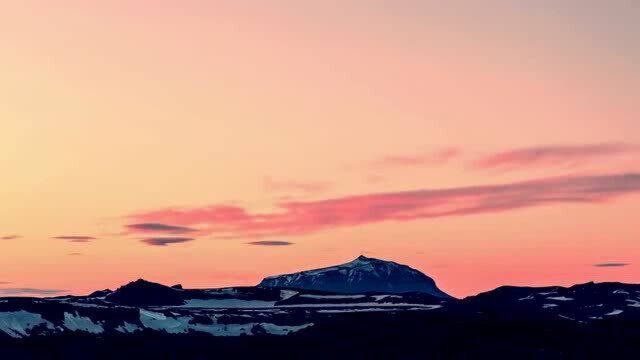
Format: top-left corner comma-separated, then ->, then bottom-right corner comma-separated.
258,255 -> 451,298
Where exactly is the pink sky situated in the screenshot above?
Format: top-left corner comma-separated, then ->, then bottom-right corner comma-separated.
1,1 -> 639,298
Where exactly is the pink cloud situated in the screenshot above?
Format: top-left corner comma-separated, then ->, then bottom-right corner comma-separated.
475,143 -> 639,170
263,177 -> 332,195
372,148 -> 460,168
128,172 -> 640,239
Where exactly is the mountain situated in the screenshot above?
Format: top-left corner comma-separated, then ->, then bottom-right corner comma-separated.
460,281 -> 640,322
105,279 -> 184,306
0,279 -> 639,358
1,262 -> 640,358
258,255 -> 452,298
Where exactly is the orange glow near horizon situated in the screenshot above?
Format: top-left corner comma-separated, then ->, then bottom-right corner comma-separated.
1,1 -> 639,298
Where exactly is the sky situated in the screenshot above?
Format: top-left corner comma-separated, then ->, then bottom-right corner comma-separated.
1,1 -> 639,298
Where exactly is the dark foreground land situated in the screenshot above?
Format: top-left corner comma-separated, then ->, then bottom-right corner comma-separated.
2,311 -> 639,360
2,263 -> 639,359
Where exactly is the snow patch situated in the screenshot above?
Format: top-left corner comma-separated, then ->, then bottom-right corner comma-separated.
317,305 -> 441,313
180,299 -> 276,309
372,295 -> 403,301
278,302 -> 440,308
605,309 -> 623,316
63,312 -> 104,334
68,302 -> 107,308
279,290 -> 298,300
115,322 -> 141,333
0,311 -> 54,338
298,294 -> 367,300
139,309 -> 311,336
139,310 -> 190,334
546,296 -> 574,301
626,299 -> 640,308
258,322 -> 314,335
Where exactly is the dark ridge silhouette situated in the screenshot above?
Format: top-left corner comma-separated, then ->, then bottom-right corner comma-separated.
105,279 -> 184,306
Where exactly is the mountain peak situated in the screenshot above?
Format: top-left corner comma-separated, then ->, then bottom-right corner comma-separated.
353,255 -> 380,263
105,278 -> 184,306
259,255 -> 451,298
129,278 -> 156,286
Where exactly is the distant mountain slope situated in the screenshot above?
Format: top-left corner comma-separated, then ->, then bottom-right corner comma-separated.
461,281 -> 640,321
0,274 -> 639,345
258,255 -> 452,298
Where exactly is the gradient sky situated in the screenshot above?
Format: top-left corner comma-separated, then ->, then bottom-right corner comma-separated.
1,1 -> 639,298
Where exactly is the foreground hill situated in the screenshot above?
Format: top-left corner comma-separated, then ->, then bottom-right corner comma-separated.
0,257 -> 639,358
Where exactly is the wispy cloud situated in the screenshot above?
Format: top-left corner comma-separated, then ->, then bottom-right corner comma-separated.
1,235 -> 21,240
126,223 -> 197,234
52,236 -> 96,243
68,252 -> 83,256
372,148 -> 460,168
129,172 -> 640,239
141,237 -> 195,246
475,143 -> 639,170
263,177 -> 332,195
247,241 -> 294,246
593,263 -> 630,267
0,288 -> 68,297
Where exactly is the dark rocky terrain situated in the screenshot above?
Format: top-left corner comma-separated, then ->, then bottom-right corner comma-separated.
1,256 -> 639,359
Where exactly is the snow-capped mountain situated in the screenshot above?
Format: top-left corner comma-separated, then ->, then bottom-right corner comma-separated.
258,255 -> 452,298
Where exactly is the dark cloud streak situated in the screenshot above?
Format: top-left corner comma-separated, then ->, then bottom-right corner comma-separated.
0,288 -> 69,297
52,236 -> 96,243
247,241 -> 294,246
141,237 -> 195,246
593,263 -> 630,267
127,223 -> 197,234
